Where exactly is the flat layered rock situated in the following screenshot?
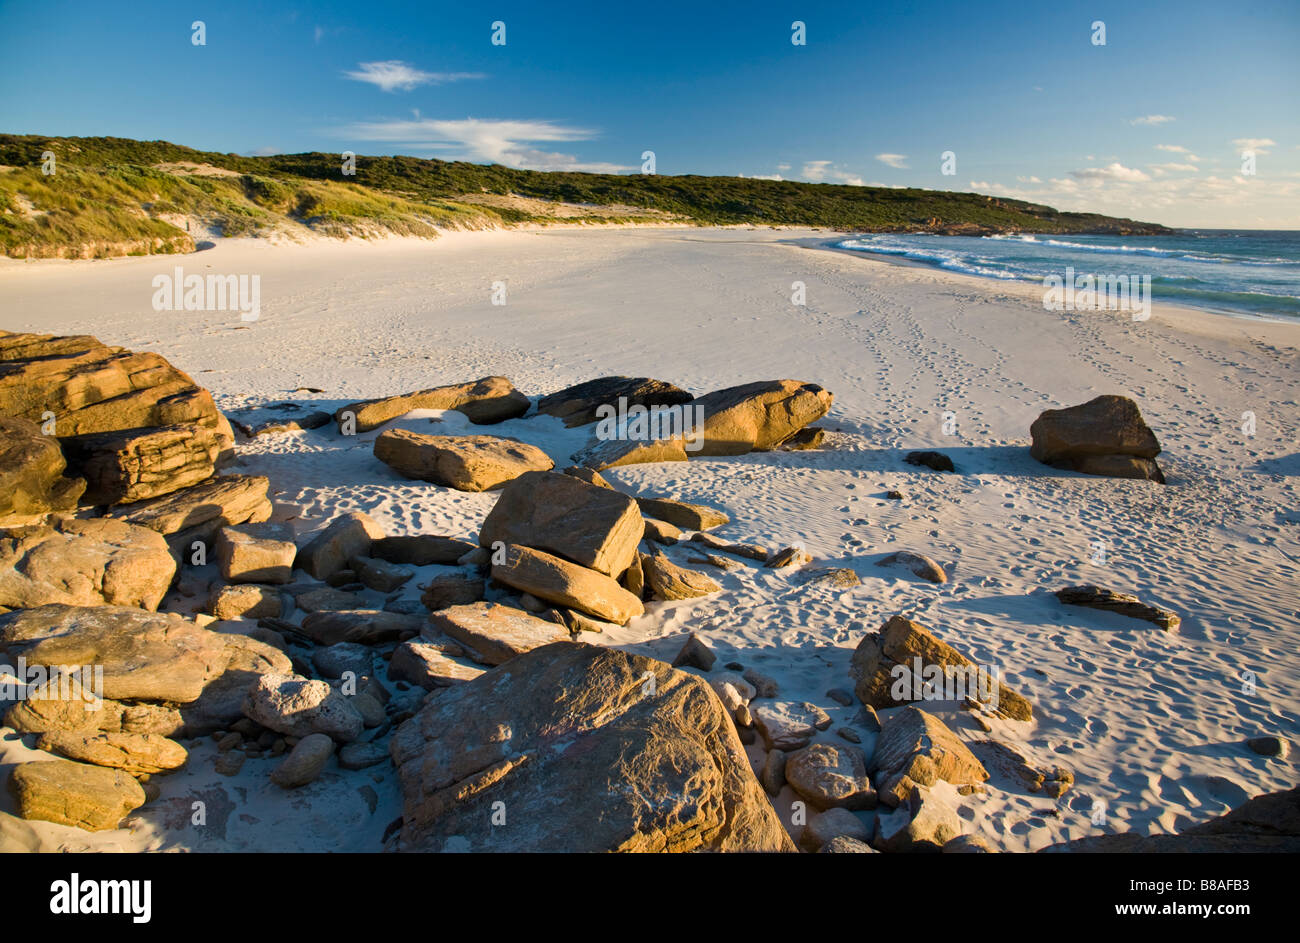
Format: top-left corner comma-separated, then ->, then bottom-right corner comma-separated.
479,471 -> 644,577
690,379 -> 833,455
375,429 -> 552,492
689,531 -> 767,560
111,474 -> 271,541
389,639 -> 487,689
0,516 -> 176,611
1055,585 -> 1180,631
874,784 -> 963,851
0,604 -> 232,703
209,584 -> 282,620
215,523 -> 296,584
388,642 -> 794,852
850,614 -> 1034,721
1030,395 -> 1164,482
427,602 -> 571,666
61,423 -> 221,505
337,376 -> 529,432
490,544 -> 644,625
298,609 -> 424,646
642,551 -> 722,601
635,497 -> 729,531
752,701 -> 832,751
420,571 -> 484,610
227,401 -> 332,438
296,511 -> 386,580
37,730 -> 188,776
871,706 -> 989,806
350,555 -> 413,592
371,535 -> 476,566
0,414 -> 85,526
537,376 -> 694,427
7,757 -> 146,831
570,437 -> 689,471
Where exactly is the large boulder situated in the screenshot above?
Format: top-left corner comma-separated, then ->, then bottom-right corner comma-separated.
850,615 -> 1034,722
388,642 -> 794,852
295,511 -> 386,580
0,414 -> 85,525
691,379 -> 833,455
537,376 -> 694,427
426,602 -> 571,666
478,471 -> 644,577
7,757 -> 146,831
0,331 -> 233,456
215,522 -> 296,584
1029,395 -> 1164,482
375,429 -> 553,492
636,497 -> 729,531
36,730 -> 188,776
60,423 -> 221,505
336,376 -> 529,432
242,673 -> 364,743
5,680 -> 183,737
490,544 -> 644,625
0,604 -> 232,703
785,743 -> 875,810
0,516 -> 176,610
870,706 -> 989,805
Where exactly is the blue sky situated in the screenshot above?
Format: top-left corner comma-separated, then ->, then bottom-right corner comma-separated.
2,0 -> 1297,227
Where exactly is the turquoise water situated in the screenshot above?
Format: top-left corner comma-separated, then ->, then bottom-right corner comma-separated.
836,230 -> 1300,320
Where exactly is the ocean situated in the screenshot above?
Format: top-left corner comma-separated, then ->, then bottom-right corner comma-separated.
835,229 -> 1300,321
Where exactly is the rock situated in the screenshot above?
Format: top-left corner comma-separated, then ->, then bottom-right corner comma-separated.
635,497 -> 728,531
837,726 -> 862,744
7,757 -> 147,831
0,516 -> 176,611
37,731 -> 187,775
871,707 -> 989,806
904,450 -> 955,472
780,427 -> 825,450
1247,736 -> 1290,758
826,687 -> 854,706
743,668 -> 780,699
0,414 -> 84,525
111,474 -> 271,546
672,632 -> 716,671
179,632 -> 293,736
374,429 -> 553,492
370,535 -> 476,566
270,733 -> 334,788
876,550 -> 947,583
311,642 -> 373,680
570,437 -> 689,471
886,489 -> 904,500
298,609 -> 423,646
969,740 -> 1074,798
426,602 -> 571,666
874,784 -> 963,852
336,376 -> 530,432
420,571 -> 484,610
856,704 -> 882,732
209,584 -> 282,620
563,609 -> 610,634
0,604 -> 232,703
943,834 -> 995,853
690,552 -> 743,572
1029,395 -> 1164,482
339,740 -> 389,771
785,743 -> 875,810
642,517 -> 681,545
1054,585 -> 1180,631
715,671 -> 757,703
756,750 -> 787,802
294,586 -> 365,612
490,544 -> 644,625
389,638 -> 486,688
388,641 -> 794,852
242,673 -> 364,743
350,691 -> 386,728
850,614 -> 1035,721
642,551 -> 723,601
820,834 -> 877,853
458,547 -> 490,568
213,751 -> 245,776
765,545 -> 812,569
227,401 -> 331,438
561,466 -> 612,488
752,701 -> 831,751
0,331 -> 233,455
296,512 -> 386,581
800,807 -> 872,852
622,553 -> 645,598
690,380 -> 833,455
689,531 -> 768,561
215,523 -> 296,584
537,376 -> 694,427
349,555 -> 413,593
479,471 -> 644,578
5,681 -> 183,737
61,423 -> 220,505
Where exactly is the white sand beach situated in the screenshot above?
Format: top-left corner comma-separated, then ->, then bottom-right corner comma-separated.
1,226 -> 1296,852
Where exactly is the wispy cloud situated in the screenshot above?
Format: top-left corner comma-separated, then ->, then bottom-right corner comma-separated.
1233,137 -> 1276,154
800,161 -> 865,185
1131,115 -> 1175,126
341,117 -> 632,172
1069,162 -> 1151,183
1156,144 -> 1201,161
1150,162 -> 1198,174
875,153 -> 908,169
344,61 -> 486,92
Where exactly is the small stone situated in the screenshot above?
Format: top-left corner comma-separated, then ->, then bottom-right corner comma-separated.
904,450 -> 955,473
826,687 -> 853,706
800,807 -> 871,852
760,749 -> 786,797
214,751 -> 245,776
743,669 -> 779,699
1246,736 -> 1289,759
339,740 -> 389,771
270,733 -> 334,788
820,835 -> 877,853
672,632 -> 716,671
765,546 -> 813,569
837,727 -> 862,744
350,556 -> 414,593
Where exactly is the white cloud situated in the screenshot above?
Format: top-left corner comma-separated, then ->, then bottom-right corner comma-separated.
1150,162 -> 1198,174
1016,175 -> 1042,184
776,163 -> 791,171
341,117 -> 633,172
1131,115 -> 1175,126
741,173 -> 784,181
1069,162 -> 1151,183
875,153 -> 908,169
1156,144 -> 1201,161
800,161 -> 865,185
1233,137 -> 1276,154
344,61 -> 486,92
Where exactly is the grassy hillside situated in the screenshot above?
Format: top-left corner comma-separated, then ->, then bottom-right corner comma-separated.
0,134 -> 1172,259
